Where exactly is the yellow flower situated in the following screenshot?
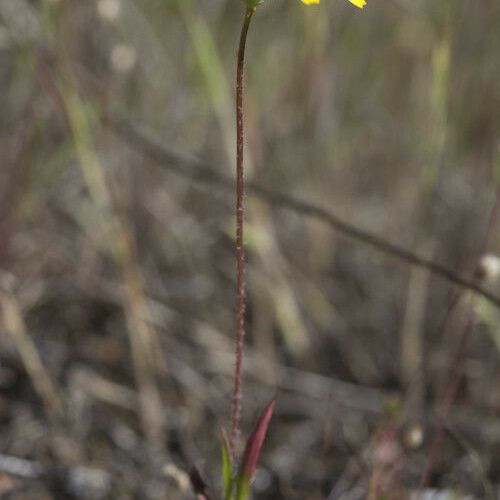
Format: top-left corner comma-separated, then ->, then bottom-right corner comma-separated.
301,0 -> 367,7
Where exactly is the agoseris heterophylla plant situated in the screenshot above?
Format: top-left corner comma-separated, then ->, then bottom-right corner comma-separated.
200,1 -> 365,499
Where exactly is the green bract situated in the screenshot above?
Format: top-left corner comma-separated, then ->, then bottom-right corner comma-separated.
245,0 -> 263,9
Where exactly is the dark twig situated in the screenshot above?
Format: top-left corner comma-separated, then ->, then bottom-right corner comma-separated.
109,120 -> 500,311
189,466 -> 212,500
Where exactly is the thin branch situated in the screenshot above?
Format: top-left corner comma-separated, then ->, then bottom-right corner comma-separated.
108,120 -> 500,310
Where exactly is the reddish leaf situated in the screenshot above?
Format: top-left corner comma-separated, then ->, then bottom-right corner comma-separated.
238,398 -> 276,484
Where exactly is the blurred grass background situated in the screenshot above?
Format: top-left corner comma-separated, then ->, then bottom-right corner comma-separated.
1,0 -> 500,498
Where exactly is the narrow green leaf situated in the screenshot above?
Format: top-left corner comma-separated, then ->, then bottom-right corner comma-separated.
235,476 -> 251,500
221,430 -> 233,500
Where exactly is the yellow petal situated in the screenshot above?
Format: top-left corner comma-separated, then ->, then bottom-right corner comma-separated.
348,0 -> 367,7
301,0 -> 366,7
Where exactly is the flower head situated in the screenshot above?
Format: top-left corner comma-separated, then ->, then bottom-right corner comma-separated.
301,0 -> 367,7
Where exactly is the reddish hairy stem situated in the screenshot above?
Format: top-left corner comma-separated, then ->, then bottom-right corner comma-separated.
419,303 -> 474,489
230,6 -> 255,461
420,190 -> 500,489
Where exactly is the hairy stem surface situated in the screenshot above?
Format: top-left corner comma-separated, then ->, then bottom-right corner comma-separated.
230,6 -> 255,461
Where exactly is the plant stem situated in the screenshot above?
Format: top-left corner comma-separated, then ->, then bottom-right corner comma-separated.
419,190 -> 500,489
230,6 -> 255,461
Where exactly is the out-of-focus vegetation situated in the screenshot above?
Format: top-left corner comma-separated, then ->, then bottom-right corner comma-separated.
0,0 -> 499,498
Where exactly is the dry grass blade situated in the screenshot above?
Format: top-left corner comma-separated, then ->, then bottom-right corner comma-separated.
0,287 -> 64,421
55,80 -> 166,448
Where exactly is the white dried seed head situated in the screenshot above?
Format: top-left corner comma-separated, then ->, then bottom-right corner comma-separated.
97,0 -> 121,22
476,253 -> 500,282
404,424 -> 424,450
111,44 -> 136,73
